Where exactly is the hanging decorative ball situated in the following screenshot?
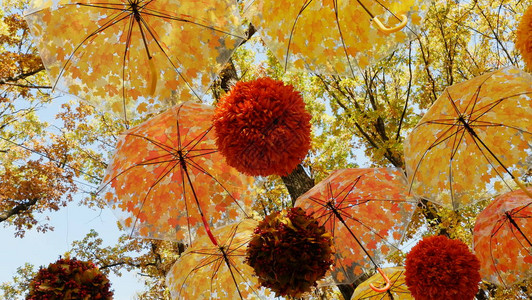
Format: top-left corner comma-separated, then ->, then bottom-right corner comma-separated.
245,207 -> 333,298
404,235 -> 481,300
27,257 -> 113,300
213,77 -> 312,177
516,5 -> 532,69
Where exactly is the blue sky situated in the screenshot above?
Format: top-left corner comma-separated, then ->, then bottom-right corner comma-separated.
0,199 -> 144,298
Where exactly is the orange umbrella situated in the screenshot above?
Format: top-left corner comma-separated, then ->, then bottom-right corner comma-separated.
296,168 -> 417,288
352,267 -> 413,300
473,187 -> 532,287
25,0 -> 244,121
100,101 -> 253,244
166,219 -> 270,299
404,67 -> 532,209
245,0 -> 424,75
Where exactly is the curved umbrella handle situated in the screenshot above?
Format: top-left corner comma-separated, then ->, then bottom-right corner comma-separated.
372,14 -> 408,34
369,267 -> 391,293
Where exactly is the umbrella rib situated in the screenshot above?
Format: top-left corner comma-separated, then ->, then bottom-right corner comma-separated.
463,79 -> 484,121
372,0 -> 405,21
129,159 -> 181,237
186,150 -> 218,159
489,230 -> 507,286
120,15 -> 135,126
134,14 -> 203,101
97,153 -> 176,193
126,133 -> 176,154
184,158 -> 250,218
284,0 -> 314,71
338,209 -> 400,251
74,3 -> 131,11
511,202 -> 532,215
469,91 -> 532,123
221,223 -> 241,250
468,130 -> 515,186
331,206 -> 381,269
333,0 -> 357,77
335,176 -> 364,207
220,248 -> 245,300
181,125 -> 214,158
140,9 -> 245,39
448,120 -> 468,207
408,123 -> 462,194
469,119 -> 532,131
53,11 -> 131,91
446,89 -> 465,120
506,213 -> 532,248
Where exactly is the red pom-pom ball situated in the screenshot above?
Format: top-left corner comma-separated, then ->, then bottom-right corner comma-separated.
405,235 -> 481,300
27,257 -> 113,300
213,77 -> 312,176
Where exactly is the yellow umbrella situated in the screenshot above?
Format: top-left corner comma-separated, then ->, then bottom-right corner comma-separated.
404,67 -> 532,209
25,0 -> 244,121
352,267 -> 413,300
166,219 -> 270,299
245,0 -> 425,75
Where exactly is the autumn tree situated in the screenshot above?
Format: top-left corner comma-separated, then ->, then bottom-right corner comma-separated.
1,0 -> 531,299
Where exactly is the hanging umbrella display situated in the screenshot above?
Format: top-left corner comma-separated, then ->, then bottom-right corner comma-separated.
352,267 -> 413,300
100,101 -> 254,244
24,0 -> 244,121
473,187 -> 532,287
244,0 -> 424,75
404,67 -> 532,210
166,219 -> 269,299
295,168 -> 418,287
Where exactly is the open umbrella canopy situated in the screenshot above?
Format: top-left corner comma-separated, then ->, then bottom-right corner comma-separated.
100,101 -> 254,244
296,168 -> 417,284
473,187 -> 532,287
245,0 -> 424,75
352,267 -> 413,300
24,0 -> 244,121
166,219 -> 269,299
404,67 -> 532,210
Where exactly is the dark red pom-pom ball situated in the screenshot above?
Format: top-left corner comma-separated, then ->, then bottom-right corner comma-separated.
405,235 -> 481,300
27,257 -> 113,300
213,77 -> 312,176
245,207 -> 333,297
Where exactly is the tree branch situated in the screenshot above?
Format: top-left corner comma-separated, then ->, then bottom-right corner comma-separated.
0,66 -> 45,85
0,198 -> 38,222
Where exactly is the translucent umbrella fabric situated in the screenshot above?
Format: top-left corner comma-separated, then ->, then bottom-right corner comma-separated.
296,168 -> 417,284
245,0 -> 424,75
352,267 -> 413,300
473,187 -> 532,287
166,219 -> 270,299
100,101 -> 254,244
404,67 -> 532,209
25,0 -> 244,120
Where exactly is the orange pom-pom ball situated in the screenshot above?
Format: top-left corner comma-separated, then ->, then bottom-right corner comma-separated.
213,77 -> 311,176
405,235 -> 481,300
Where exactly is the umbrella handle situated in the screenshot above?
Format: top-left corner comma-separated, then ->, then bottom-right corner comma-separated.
372,14 -> 408,34
148,57 -> 157,96
369,268 -> 391,293
513,175 -> 532,199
